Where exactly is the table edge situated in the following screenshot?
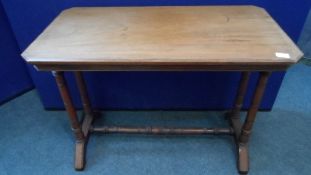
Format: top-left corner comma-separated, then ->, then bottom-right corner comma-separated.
30,62 -> 292,71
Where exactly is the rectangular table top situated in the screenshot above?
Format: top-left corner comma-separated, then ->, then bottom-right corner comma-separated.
22,6 -> 303,71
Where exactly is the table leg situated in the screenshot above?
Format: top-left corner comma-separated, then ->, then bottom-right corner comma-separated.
238,71 -> 271,174
229,72 -> 250,174
73,72 -> 96,171
53,71 -> 85,170
74,72 -> 94,136
230,72 -> 250,138
53,70 -> 271,173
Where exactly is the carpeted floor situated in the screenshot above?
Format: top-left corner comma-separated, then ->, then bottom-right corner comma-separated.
0,63 -> 311,175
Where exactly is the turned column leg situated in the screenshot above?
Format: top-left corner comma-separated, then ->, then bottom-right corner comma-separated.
74,72 -> 93,116
53,71 -> 85,170
238,71 -> 271,174
72,71 -> 96,171
74,72 -> 94,136
53,71 -> 84,140
230,72 -> 250,138
229,72 -> 251,174
240,72 -> 271,143
231,72 -> 251,119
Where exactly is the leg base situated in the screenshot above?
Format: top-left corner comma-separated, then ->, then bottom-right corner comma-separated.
228,114 -> 249,174
238,143 -> 249,174
76,112 -> 96,171
75,141 -> 86,171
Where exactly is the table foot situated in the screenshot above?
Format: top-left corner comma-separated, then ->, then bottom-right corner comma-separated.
77,112 -> 96,170
75,141 -> 86,171
238,143 -> 249,174
229,115 -> 248,174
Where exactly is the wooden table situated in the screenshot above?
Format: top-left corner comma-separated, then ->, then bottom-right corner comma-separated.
22,6 -> 302,174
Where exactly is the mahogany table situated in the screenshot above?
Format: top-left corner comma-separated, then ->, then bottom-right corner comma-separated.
22,6 -> 302,174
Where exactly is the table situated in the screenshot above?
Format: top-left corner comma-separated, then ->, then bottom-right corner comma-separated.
21,6 -> 302,174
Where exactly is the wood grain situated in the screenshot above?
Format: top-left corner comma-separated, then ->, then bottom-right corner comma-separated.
21,6 -> 303,71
